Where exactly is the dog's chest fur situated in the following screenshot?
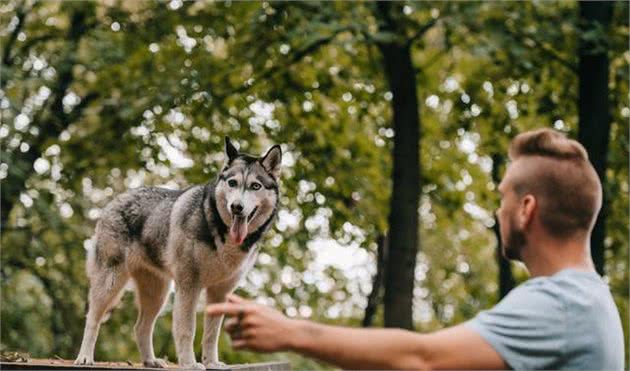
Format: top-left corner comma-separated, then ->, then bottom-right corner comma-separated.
195,240 -> 258,286
159,185 -> 260,286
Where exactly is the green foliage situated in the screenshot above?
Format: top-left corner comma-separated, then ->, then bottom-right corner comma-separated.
1,0 -> 627,368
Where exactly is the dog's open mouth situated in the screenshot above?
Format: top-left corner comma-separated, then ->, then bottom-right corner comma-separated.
229,216 -> 247,245
247,206 -> 258,223
229,206 -> 258,245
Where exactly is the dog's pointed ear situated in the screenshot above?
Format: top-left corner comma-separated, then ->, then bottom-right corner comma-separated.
260,145 -> 282,178
225,136 -> 238,162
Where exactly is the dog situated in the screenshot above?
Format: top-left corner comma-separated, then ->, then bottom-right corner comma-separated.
75,137 -> 281,369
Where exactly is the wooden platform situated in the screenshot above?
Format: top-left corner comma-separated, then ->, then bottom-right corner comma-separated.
0,359 -> 291,371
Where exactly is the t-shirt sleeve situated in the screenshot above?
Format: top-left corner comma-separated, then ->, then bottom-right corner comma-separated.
465,282 -> 567,370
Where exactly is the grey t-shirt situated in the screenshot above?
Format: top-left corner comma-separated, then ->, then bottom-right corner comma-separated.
466,269 -> 624,370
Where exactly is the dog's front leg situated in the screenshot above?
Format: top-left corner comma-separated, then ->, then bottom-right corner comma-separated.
173,285 -> 204,370
202,290 -> 229,369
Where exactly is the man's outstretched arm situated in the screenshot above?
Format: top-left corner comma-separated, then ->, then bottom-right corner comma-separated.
206,294 -> 508,370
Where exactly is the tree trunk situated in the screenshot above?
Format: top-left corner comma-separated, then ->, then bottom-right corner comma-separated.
363,234 -> 388,327
376,3 -> 421,330
491,154 -> 515,299
577,1 -> 613,276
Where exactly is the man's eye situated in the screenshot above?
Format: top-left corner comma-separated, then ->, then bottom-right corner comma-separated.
251,183 -> 261,191
228,179 -> 238,188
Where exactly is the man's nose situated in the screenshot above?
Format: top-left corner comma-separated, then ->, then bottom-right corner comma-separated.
231,202 -> 244,215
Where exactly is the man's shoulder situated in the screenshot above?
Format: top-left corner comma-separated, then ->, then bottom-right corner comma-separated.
466,277 -> 568,370
467,269 -> 624,371
508,269 -> 607,304
485,269 -> 609,325
496,274 -> 568,312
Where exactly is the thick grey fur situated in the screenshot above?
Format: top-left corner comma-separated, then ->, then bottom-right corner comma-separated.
75,138 -> 282,370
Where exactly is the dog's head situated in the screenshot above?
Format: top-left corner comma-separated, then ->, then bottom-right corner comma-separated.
214,137 -> 281,245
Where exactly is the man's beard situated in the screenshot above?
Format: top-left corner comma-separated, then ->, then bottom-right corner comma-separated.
502,221 -> 527,261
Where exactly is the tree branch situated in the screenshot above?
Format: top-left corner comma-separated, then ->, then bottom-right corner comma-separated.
66,91 -> 99,123
217,25 -> 351,100
16,33 -> 60,58
407,18 -> 439,47
503,26 -> 577,73
2,1 -> 30,67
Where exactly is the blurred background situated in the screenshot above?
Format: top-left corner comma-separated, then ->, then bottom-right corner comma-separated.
1,1 -> 628,369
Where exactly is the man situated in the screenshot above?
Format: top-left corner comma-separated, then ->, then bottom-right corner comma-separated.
207,129 -> 624,370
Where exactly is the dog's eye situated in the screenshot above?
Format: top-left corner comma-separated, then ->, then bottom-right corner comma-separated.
227,179 -> 238,188
250,183 -> 261,191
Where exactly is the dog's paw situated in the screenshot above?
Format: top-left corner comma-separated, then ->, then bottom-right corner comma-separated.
144,358 -> 169,368
204,361 -> 229,370
74,355 -> 94,365
181,362 -> 207,370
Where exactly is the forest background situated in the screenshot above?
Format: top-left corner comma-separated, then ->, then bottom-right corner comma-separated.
1,1 -> 628,369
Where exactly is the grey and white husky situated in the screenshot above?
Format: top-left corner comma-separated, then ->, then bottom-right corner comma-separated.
75,138 -> 281,369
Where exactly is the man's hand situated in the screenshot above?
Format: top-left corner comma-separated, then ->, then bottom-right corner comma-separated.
206,294 -> 299,352
207,294 -> 507,370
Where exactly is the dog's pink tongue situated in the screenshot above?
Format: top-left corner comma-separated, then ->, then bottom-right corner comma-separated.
229,216 -> 248,245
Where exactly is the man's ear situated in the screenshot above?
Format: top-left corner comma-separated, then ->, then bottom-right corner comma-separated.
260,145 -> 282,178
225,136 -> 238,163
519,194 -> 537,229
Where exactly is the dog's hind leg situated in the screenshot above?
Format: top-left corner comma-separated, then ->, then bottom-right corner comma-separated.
131,268 -> 170,368
75,263 -> 129,365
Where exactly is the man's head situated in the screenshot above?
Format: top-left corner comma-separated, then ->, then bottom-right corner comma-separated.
497,128 -> 602,260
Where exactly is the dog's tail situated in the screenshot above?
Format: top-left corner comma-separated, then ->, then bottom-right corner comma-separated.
83,231 -> 128,322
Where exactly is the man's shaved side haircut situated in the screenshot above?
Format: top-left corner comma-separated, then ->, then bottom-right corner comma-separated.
508,128 -> 602,238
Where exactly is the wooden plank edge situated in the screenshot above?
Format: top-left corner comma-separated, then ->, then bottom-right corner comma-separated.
0,361 -> 290,371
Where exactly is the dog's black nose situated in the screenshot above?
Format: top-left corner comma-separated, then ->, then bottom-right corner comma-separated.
231,203 -> 244,215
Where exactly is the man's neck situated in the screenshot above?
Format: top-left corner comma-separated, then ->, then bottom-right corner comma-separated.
521,237 -> 596,277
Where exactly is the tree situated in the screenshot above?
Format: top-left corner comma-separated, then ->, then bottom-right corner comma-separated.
577,1 -> 613,276
373,2 -> 421,330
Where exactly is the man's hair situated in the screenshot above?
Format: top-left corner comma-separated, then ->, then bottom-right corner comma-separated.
508,128 -> 602,238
